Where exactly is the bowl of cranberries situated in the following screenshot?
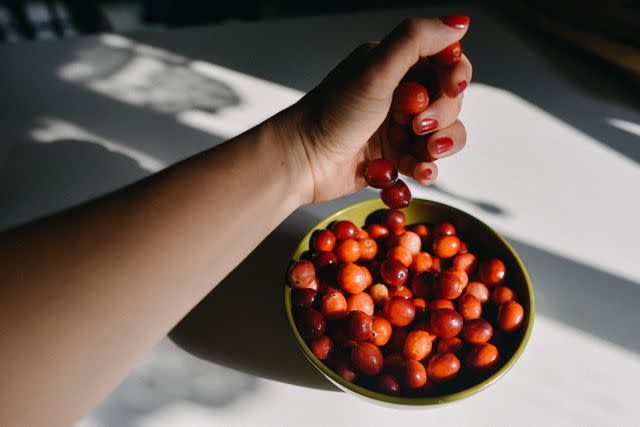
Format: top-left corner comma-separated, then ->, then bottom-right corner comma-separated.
284,198 -> 534,406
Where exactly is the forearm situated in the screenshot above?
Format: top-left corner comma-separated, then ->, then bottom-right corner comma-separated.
0,110 -> 310,425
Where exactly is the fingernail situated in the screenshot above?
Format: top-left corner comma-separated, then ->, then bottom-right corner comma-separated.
416,118 -> 439,135
441,16 -> 470,29
457,80 -> 468,95
422,168 -> 433,180
434,137 -> 454,154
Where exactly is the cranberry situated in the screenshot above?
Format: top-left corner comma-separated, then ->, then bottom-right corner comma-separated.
380,179 -> 412,209
403,330 -> 432,361
457,294 -> 482,320
320,291 -> 348,320
462,318 -> 493,344
370,316 -> 392,346
346,310 -> 373,341
377,374 -> 401,396
380,258 -> 409,287
384,297 -> 416,327
391,82 -> 429,115
430,308 -> 463,339
287,260 -> 316,289
427,353 -> 461,381
466,343 -> 499,371
497,301 -> 524,333
351,342 -> 383,376
312,229 -> 336,252
346,292 -> 375,316
297,308 -> 326,339
331,220 -> 358,240
404,359 -> 427,389
364,158 -> 398,189
478,258 -> 506,286
385,210 -> 406,233
292,288 -> 317,309
311,336 -> 333,360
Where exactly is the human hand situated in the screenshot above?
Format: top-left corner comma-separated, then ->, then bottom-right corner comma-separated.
280,16 -> 472,204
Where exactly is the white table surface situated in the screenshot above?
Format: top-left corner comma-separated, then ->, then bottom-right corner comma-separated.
1,5 -> 639,427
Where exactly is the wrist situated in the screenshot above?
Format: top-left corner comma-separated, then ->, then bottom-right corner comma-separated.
264,104 -> 316,207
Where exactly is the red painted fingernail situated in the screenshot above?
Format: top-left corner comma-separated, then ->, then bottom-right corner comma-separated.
423,168 -> 433,180
434,137 -> 454,154
441,16 -> 470,29
416,118 -> 439,135
457,80 -> 468,95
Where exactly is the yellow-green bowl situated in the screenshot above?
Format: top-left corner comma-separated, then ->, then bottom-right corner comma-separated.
284,198 -> 534,406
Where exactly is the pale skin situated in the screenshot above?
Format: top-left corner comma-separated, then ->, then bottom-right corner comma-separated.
0,17 -> 472,426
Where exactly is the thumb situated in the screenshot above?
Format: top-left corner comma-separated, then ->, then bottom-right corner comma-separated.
365,16 -> 470,93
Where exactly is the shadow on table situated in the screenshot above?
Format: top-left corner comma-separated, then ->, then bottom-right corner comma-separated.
169,207 -> 337,391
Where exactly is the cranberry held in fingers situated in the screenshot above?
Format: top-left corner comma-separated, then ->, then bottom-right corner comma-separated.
433,235 -> 461,259
462,318 -> 493,344
380,259 -> 409,287
403,330 -> 433,361
497,301 -> 524,332
380,179 -> 412,209
346,310 -> 373,341
464,281 -> 489,303
430,41 -> 463,65
427,353 -> 461,381
297,308 -> 326,339
430,308 -> 463,339
377,374 -> 401,396
351,342 -> 383,376
311,336 -> 334,360
391,82 -> 429,115
292,288 -> 318,309
364,158 -> 398,189
337,263 -> 368,294
347,292 -> 375,316
320,291 -> 348,320
404,359 -> 427,389
466,343 -> 499,371
331,220 -> 358,240
370,316 -> 392,346
386,210 -> 406,233
478,258 -> 506,286
492,286 -> 515,305
312,229 -> 336,252
384,297 -> 416,327
287,260 -> 316,289
457,294 -> 482,320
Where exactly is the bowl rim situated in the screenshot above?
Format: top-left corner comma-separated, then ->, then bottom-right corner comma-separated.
283,198 -> 535,405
